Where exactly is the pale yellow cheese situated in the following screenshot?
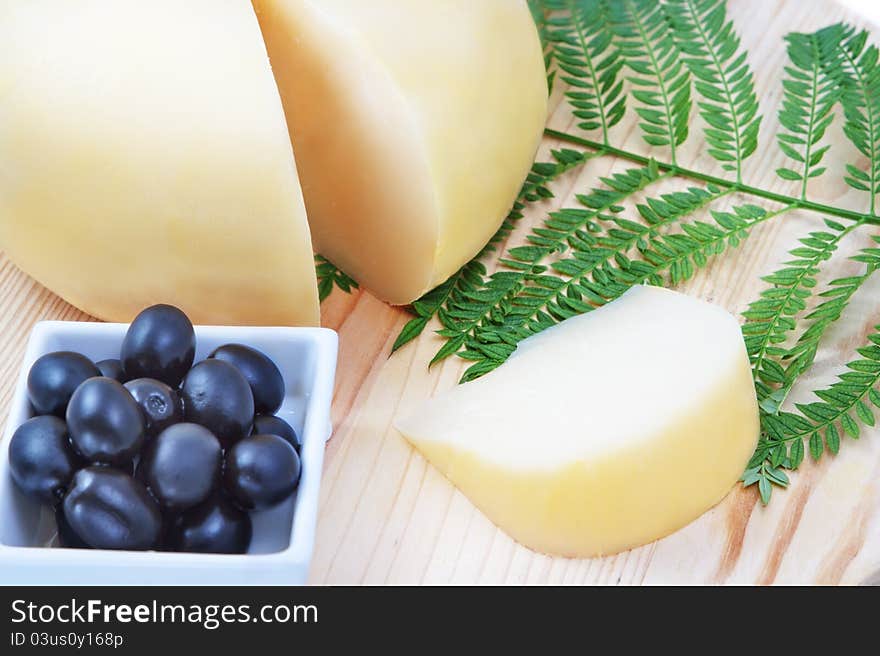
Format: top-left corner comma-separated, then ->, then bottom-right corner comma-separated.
0,0 -> 319,325
396,286 -> 760,557
253,0 -> 548,304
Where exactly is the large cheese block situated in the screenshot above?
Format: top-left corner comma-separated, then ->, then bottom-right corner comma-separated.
396,286 -> 760,557
0,0 -> 319,325
253,0 -> 548,304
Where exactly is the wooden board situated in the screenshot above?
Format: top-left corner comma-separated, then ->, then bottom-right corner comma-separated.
1,0 -> 878,584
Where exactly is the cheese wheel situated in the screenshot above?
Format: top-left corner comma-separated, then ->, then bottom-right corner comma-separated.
396,286 -> 760,557
0,0 -> 319,325
253,0 -> 548,304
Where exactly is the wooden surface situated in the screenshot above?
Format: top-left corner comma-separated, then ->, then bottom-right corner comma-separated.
1,0 -> 879,584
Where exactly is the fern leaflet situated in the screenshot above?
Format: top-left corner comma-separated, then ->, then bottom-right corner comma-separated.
744,321 -> 880,503
779,236 -> 880,389
611,0 -> 691,163
433,163 -> 667,376
315,255 -> 358,302
665,0 -> 761,182
742,219 -> 852,407
829,25 -> 880,214
775,28 -> 841,197
457,193 -> 771,382
546,0 -> 626,143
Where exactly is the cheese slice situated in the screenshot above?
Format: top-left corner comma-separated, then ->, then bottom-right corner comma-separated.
0,0 -> 318,325
253,0 -> 548,304
396,286 -> 759,557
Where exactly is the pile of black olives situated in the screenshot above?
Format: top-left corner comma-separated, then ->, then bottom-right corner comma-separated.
8,304 -> 303,554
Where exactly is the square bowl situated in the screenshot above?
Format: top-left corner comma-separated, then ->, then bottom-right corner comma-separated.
0,320 -> 337,584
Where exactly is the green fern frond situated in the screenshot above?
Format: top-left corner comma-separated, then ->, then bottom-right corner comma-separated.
502,162 -> 665,271
472,183 -> 730,343
610,0 -> 691,163
826,25 -> 880,214
546,0 -> 626,143
665,0 -> 761,182
779,234 -> 880,386
742,219 -> 852,406
625,202 -> 782,284
746,235 -> 879,502
775,28 -> 841,197
745,322 -> 880,503
431,163 -> 667,376
315,255 -> 358,302
457,197 -> 778,382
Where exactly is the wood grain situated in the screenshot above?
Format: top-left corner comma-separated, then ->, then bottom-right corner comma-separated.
1,0 -> 878,584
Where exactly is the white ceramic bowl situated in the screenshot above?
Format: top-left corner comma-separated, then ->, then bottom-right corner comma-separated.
0,320 -> 337,584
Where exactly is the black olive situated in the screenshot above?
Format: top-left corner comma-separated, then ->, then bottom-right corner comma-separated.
138,423 -> 221,511
124,378 -> 182,439
209,344 -> 285,415
27,351 -> 100,417
95,358 -> 126,383
63,467 -> 162,550
251,414 -> 301,452
66,377 -> 145,466
180,360 -> 254,448
165,494 -> 251,554
8,416 -> 80,504
224,434 -> 300,511
55,506 -> 90,549
121,304 -> 195,387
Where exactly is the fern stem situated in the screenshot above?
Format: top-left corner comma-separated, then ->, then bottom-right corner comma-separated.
800,42 -> 821,201
544,127 -> 880,226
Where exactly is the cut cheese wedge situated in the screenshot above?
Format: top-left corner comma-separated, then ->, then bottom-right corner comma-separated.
396,286 -> 759,557
0,0 -> 318,325
253,0 -> 548,304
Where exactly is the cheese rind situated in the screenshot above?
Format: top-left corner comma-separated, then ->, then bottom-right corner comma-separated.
0,0 -> 319,325
254,0 -> 548,304
396,286 -> 760,557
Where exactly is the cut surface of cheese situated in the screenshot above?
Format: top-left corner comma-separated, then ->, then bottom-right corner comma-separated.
396,286 -> 759,557
253,0 -> 548,304
0,0 -> 318,325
